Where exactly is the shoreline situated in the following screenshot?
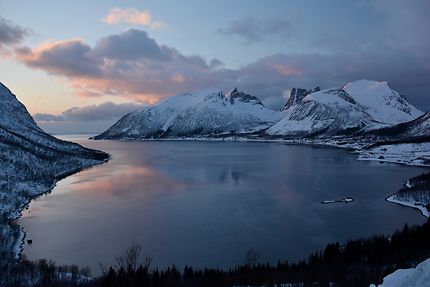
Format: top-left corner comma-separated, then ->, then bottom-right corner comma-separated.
4,156 -> 110,261
7,137 -> 429,273
94,135 -> 430,167
386,195 -> 430,218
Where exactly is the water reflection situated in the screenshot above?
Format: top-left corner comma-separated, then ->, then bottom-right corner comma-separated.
218,168 -> 243,185
70,165 -> 187,199
19,138 -> 427,275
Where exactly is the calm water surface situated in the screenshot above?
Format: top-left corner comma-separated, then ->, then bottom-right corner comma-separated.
19,135 -> 427,274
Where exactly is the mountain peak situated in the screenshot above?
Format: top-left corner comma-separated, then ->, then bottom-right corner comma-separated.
96,88 -> 281,139
229,87 -> 238,95
0,82 -> 17,103
281,87 -> 320,111
227,88 -> 263,106
343,79 -> 422,124
342,79 -> 390,92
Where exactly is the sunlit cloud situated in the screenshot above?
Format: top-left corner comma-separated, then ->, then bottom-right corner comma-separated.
15,39 -> 102,77
271,64 -> 303,77
102,7 -> 166,30
14,26 -> 430,111
15,28 -> 227,104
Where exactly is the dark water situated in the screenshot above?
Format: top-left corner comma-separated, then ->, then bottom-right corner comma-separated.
19,136 -> 426,275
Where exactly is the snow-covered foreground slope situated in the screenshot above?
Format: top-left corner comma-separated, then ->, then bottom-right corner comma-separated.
95,88 -> 283,139
370,258 -> 430,287
267,80 -> 422,137
0,82 -> 109,263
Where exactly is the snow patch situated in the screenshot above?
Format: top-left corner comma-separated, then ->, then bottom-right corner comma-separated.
370,258 -> 430,287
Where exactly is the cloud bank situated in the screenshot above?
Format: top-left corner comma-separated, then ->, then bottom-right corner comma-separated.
11,1 -> 430,111
34,101 -> 143,134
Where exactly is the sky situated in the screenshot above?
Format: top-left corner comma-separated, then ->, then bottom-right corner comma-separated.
0,0 -> 429,133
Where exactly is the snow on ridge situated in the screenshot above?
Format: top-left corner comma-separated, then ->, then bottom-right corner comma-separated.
343,79 -> 423,124
0,82 -> 16,102
96,88 -> 283,139
267,79 -> 422,137
303,88 -> 353,106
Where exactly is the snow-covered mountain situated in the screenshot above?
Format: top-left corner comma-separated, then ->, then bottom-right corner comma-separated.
343,80 -> 422,124
0,82 -> 108,220
95,88 -> 283,139
267,80 -> 422,137
367,111 -> 430,141
95,80 -> 423,141
281,87 -> 320,111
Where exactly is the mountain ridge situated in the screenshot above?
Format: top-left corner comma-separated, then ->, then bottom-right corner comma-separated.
95,88 -> 283,139
95,79 -> 424,141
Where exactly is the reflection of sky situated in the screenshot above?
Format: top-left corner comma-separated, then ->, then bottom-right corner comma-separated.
69,165 -> 187,199
19,140 -> 427,274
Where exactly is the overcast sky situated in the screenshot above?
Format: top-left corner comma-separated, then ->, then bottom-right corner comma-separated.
0,0 -> 429,134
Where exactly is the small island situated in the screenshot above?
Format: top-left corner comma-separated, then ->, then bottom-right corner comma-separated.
321,197 -> 354,204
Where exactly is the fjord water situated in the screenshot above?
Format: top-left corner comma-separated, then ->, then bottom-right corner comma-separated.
19,136 -> 426,274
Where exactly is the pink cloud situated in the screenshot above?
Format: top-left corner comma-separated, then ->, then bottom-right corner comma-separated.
271,64 -> 303,77
102,8 -> 165,29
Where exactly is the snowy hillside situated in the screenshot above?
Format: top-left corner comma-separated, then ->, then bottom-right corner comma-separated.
267,87 -> 379,137
366,111 -> 430,141
267,80 -> 422,137
95,88 -> 283,139
0,82 -> 109,220
0,82 -> 109,263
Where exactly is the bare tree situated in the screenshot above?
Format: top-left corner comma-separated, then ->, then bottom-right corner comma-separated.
243,248 -> 260,267
114,242 -> 153,271
142,253 -> 154,270
98,263 -> 107,276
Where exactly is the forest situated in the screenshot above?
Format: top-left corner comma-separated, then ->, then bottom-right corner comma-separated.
2,218 -> 430,287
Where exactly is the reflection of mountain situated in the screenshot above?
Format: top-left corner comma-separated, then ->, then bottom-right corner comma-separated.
219,169 -> 242,185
